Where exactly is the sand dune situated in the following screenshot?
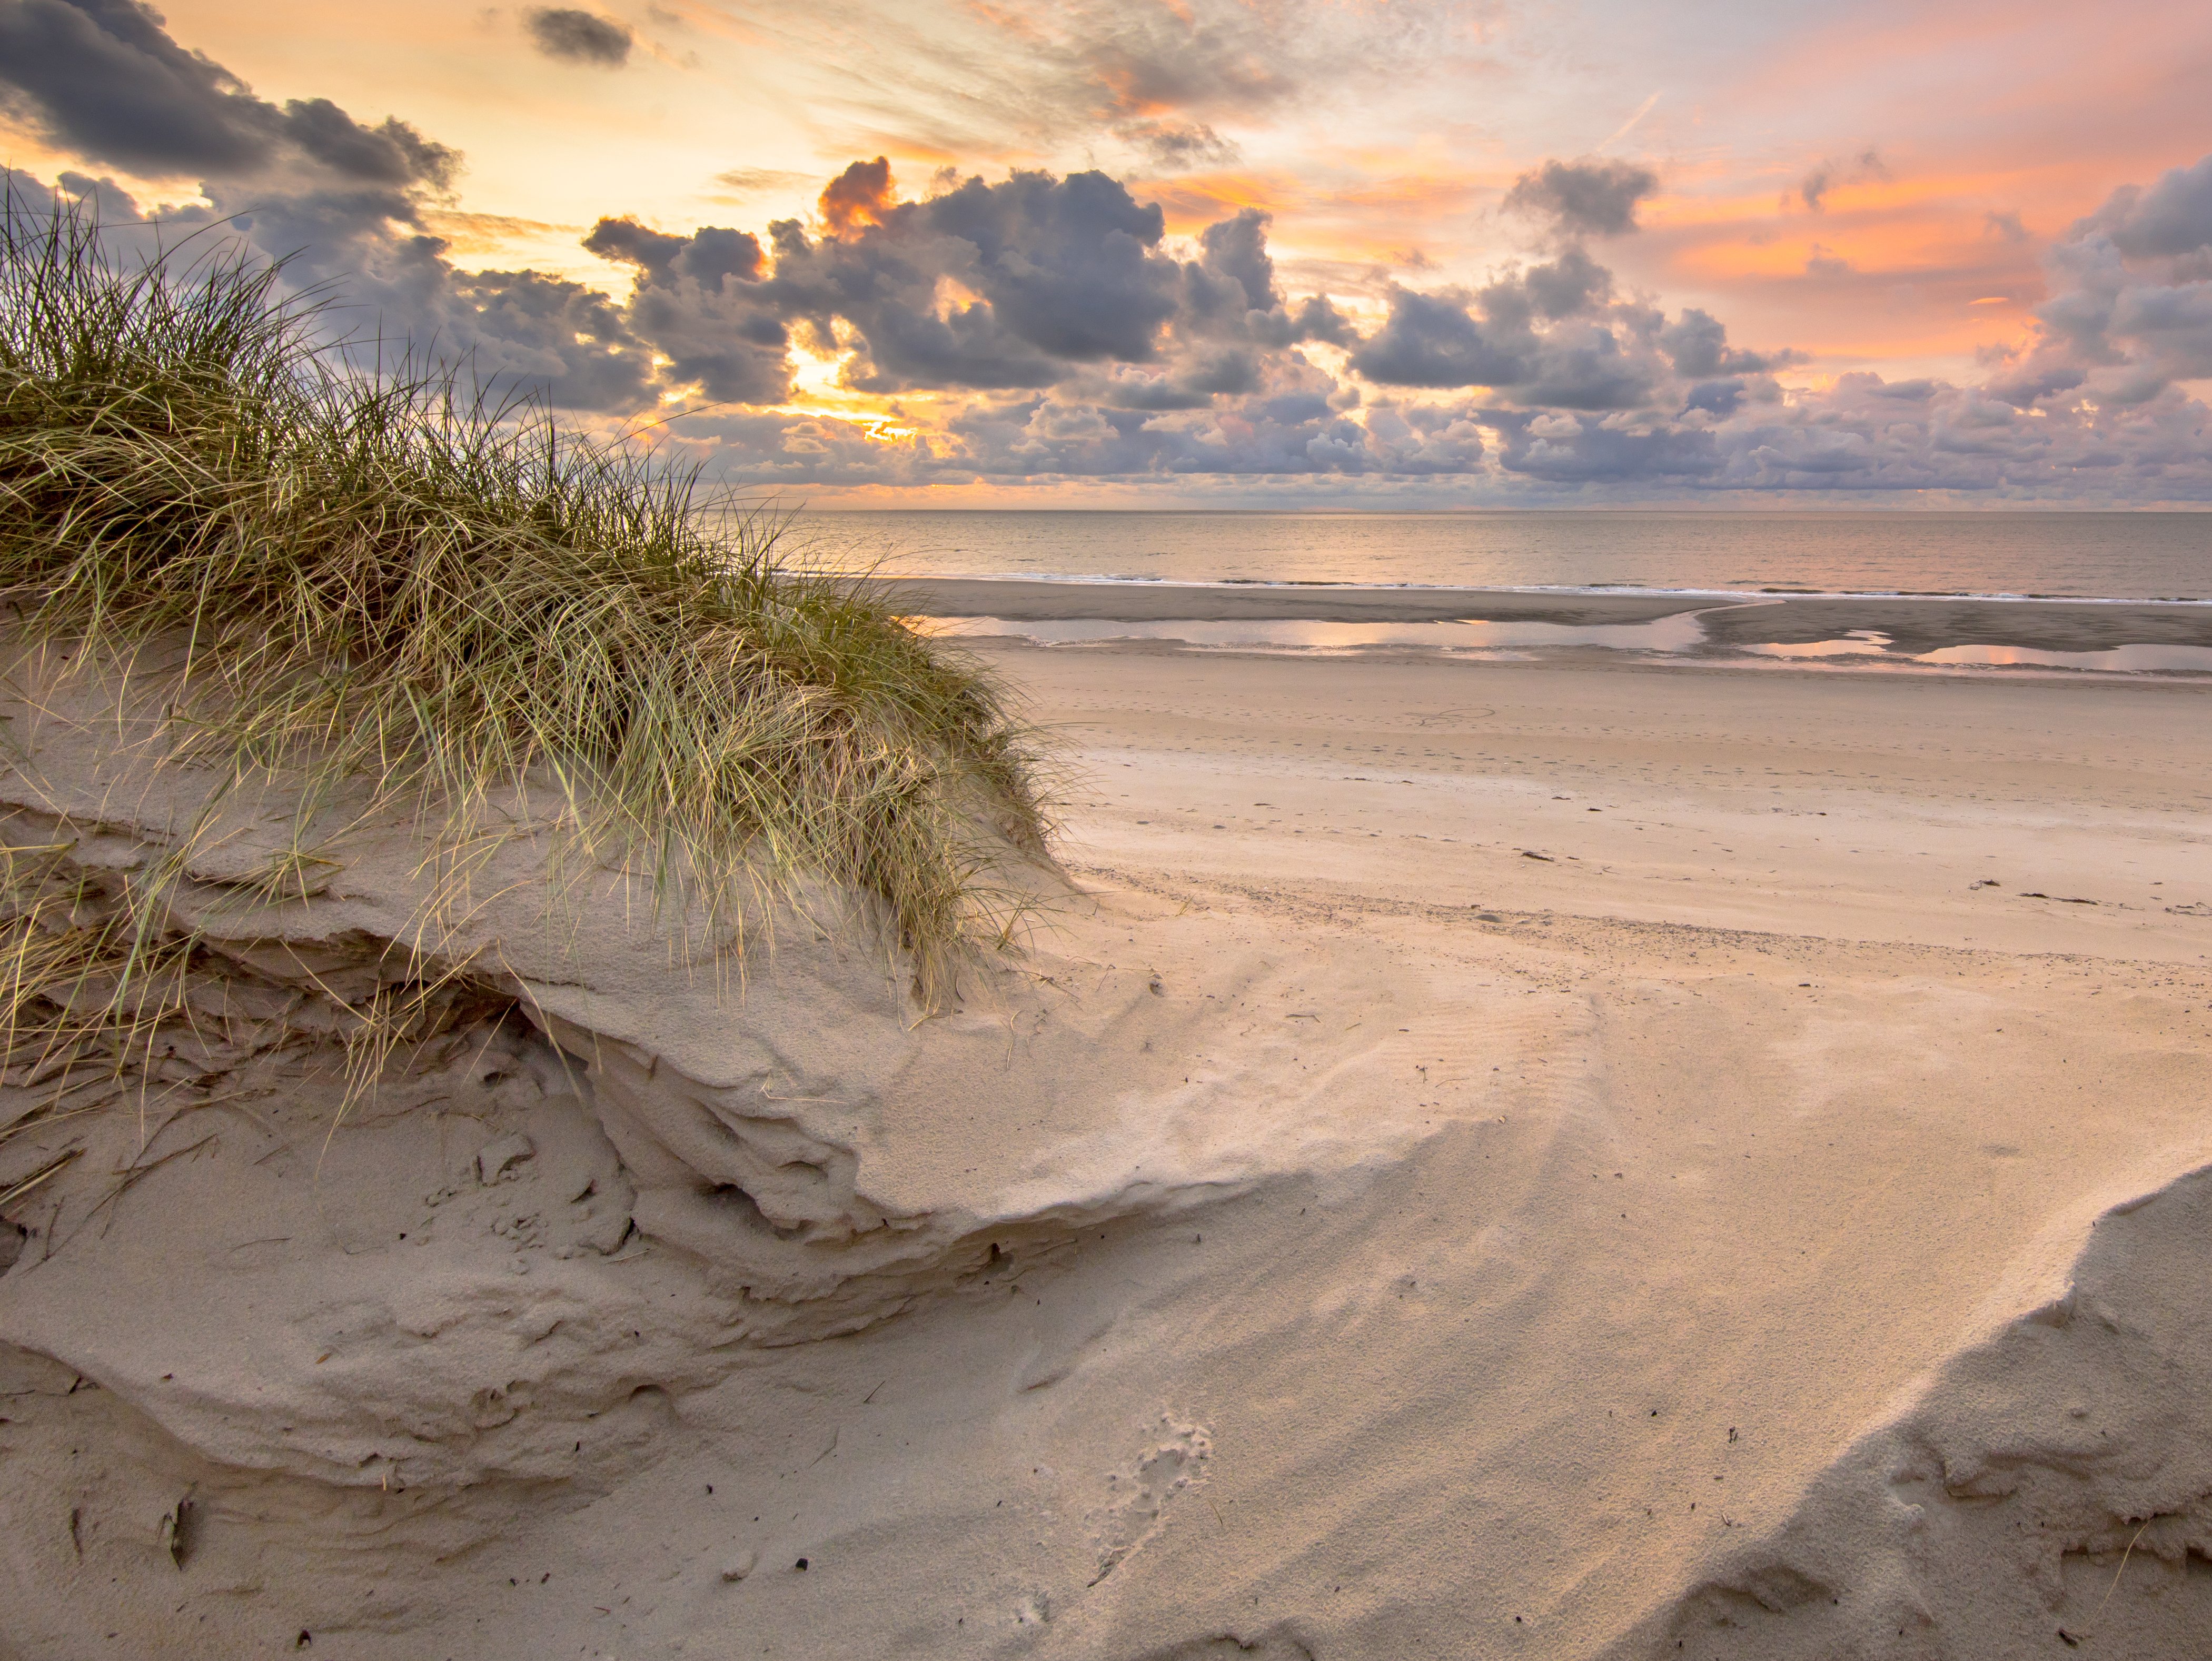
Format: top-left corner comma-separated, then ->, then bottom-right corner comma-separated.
3,641 -> 2210,1657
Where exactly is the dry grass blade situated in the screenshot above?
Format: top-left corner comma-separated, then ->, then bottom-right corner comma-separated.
0,1146 -> 80,1207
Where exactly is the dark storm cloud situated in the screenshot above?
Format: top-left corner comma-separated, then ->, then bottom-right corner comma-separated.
1503,157 -> 1658,239
524,8 -> 633,67
0,0 -> 457,185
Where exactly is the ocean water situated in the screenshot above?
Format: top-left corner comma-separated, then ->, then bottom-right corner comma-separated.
797,510 -> 2212,600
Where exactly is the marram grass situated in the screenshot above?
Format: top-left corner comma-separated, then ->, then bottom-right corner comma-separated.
0,191 -> 1049,1116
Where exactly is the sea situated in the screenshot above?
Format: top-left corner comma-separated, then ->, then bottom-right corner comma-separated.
797,510 -> 2212,600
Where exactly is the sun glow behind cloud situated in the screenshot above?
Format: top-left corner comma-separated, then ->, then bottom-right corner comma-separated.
8,0 -> 2212,501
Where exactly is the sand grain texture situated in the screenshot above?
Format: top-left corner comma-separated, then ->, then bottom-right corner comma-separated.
2,640 -> 2209,1658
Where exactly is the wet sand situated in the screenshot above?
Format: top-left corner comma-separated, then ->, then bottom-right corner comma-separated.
872,575 -> 2212,654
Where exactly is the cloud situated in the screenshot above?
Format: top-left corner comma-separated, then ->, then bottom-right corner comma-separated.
0,0 -> 455,185
0,0 -> 269,176
14,0 -> 2212,501
1982,151 -> 2212,409
0,2 -> 673,414
2076,151 -> 2212,260
1347,286 -> 1525,389
1485,410 -> 1719,482
1479,245 -> 1612,325
579,169 -> 1319,406
524,8 -> 632,66
1503,156 -> 1658,240
1191,207 -> 1277,316
1701,372 -> 2212,494
1659,308 -> 1796,378
429,263 -> 655,410
1798,149 -> 1888,213
1345,247 -> 1719,413
765,165 -> 1184,391
563,169 -> 1376,465
817,155 -> 892,232
1119,118 -> 1238,171
602,148 -> 2212,495
728,0 -> 1482,176
583,212 -> 786,403
713,167 -> 817,195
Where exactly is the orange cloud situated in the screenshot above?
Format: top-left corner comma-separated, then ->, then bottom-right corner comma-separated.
820,156 -> 896,232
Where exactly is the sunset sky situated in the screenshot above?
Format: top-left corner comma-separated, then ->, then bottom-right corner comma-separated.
6,0 -> 2212,503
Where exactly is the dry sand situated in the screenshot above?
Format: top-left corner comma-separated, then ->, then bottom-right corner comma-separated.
3,640 -> 2211,1658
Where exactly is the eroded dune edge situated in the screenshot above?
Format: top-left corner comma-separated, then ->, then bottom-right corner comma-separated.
0,652 -> 1468,1654
3,648 -> 2211,1659
1610,1163 -> 2212,1658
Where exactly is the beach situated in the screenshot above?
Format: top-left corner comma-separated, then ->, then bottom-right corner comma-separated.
7,635 -> 2209,1657
12,5 -> 2212,1645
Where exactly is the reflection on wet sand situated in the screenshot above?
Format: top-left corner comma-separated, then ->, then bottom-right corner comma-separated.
923,611 -> 2212,675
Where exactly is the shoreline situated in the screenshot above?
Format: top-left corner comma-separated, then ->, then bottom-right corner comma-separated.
872,575 -> 2212,658
867,569 -> 2212,604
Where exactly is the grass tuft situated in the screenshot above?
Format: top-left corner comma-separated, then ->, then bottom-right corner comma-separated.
0,186 -> 1050,1106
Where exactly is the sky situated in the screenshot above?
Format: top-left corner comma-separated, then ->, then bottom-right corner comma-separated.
5,0 -> 2212,504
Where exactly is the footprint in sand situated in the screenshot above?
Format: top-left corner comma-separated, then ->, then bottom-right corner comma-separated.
1085,1418 -> 1213,1587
